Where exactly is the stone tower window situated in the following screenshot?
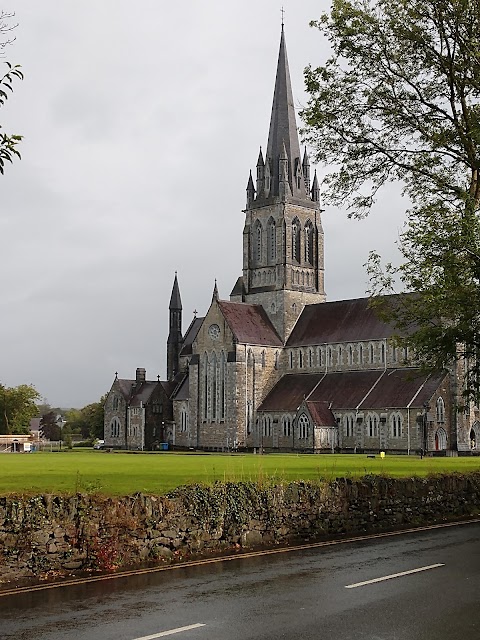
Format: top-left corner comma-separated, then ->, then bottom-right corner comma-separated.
267,218 -> 276,263
292,218 -> 301,263
304,220 -> 314,265
254,220 -> 263,264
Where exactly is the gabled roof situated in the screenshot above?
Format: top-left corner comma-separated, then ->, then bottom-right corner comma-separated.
115,378 -> 173,406
218,301 -> 283,346
259,368 -> 447,414
128,381 -> 159,407
180,316 -> 204,356
304,401 -> 337,427
286,297 -> 397,346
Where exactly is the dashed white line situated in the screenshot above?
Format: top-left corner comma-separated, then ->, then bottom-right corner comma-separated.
132,623 -> 206,639
345,563 -> 445,589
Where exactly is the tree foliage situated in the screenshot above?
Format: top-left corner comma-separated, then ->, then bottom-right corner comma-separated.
0,383 -> 41,434
65,396 -> 106,440
302,0 -> 480,400
39,410 -> 61,441
0,11 -> 22,175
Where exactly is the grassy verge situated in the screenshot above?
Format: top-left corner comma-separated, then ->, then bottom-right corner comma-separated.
1,450 -> 480,496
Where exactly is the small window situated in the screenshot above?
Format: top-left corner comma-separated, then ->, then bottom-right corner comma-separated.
298,414 -> 310,439
436,397 -> 445,423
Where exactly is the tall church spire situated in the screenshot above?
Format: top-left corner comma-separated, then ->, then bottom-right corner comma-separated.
262,27 -> 306,201
167,273 -> 183,381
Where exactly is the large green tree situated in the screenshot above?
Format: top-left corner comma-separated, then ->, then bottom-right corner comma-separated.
301,0 -> 480,399
0,383 -> 41,434
0,10 -> 22,174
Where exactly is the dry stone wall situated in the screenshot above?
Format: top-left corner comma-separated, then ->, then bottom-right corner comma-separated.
1,474 -> 480,586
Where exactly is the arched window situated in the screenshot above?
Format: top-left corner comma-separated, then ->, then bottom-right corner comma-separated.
318,347 -> 323,367
211,352 -> 217,420
267,218 -> 276,263
328,347 -> 333,367
343,414 -> 354,437
367,413 -> 379,437
369,343 -> 375,364
348,345 -> 353,366
110,417 -> 121,438
304,220 -> 314,265
298,414 -> 310,439
309,349 -> 313,367
254,221 -> 263,264
289,351 -> 294,369
359,344 -> 363,364
282,415 -> 292,437
390,413 -> 402,438
274,351 -> 279,369
181,408 -> 189,432
338,345 -> 343,365
392,345 -> 397,362
263,416 -> 272,437
292,218 -> 301,263
381,343 -> 385,364
112,396 -> 119,411
261,350 -> 266,368
299,350 -> 303,369
246,401 -> 252,435
436,397 -> 445,423
203,352 -> 209,421
220,351 -> 226,420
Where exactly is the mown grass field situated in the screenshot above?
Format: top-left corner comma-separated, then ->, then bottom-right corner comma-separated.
2,450 -> 480,496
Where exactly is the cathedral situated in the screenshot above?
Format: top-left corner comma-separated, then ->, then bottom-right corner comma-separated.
104,28 -> 477,455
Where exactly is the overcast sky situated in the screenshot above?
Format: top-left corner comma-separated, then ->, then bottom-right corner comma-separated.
0,1 -> 407,408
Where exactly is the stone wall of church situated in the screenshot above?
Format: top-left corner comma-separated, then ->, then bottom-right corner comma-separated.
284,340 -> 412,375
104,384 -> 127,449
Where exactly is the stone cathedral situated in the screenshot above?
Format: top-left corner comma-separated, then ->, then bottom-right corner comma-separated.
104,28 -> 478,455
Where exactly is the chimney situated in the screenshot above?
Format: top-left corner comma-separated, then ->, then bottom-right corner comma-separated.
136,368 -> 146,383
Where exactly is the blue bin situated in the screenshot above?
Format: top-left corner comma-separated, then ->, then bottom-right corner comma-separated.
161,442 -> 169,451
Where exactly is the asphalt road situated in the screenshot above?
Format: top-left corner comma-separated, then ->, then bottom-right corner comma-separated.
1,521 -> 480,640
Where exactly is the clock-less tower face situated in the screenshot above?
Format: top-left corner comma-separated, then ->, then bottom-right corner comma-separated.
208,324 -> 220,340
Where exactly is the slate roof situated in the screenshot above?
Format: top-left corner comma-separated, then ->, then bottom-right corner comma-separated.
173,373 -> 189,401
287,297 -> 397,346
179,316 -> 204,356
218,301 -> 283,346
259,368 -> 447,413
258,374 -> 321,411
115,379 -> 173,406
305,401 -> 337,427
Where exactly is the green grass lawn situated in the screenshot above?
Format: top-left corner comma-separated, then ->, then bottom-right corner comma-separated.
2,449 -> 480,496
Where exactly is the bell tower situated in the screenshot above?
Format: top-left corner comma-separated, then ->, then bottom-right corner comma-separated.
232,26 -> 326,340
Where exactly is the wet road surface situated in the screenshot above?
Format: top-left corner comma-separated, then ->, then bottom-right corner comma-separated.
1,521 -> 479,640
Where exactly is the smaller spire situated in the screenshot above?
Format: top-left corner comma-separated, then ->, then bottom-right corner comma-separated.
114,371 -> 118,380
246,170 -> 255,207
256,147 -> 264,167
302,148 -> 311,193
212,279 -> 219,302
311,170 -> 320,203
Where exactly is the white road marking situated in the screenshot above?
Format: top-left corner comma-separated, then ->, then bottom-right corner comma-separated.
345,563 -> 445,589
132,623 -> 206,639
